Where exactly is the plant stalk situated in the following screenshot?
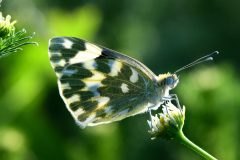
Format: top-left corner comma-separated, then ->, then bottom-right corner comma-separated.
175,131 -> 218,160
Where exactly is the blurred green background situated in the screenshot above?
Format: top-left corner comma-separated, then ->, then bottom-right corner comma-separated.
0,0 -> 240,160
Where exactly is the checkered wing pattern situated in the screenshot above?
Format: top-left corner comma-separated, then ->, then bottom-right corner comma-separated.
48,37 -> 160,128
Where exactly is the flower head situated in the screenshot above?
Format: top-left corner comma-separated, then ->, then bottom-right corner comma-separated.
0,12 -> 17,38
147,102 -> 185,140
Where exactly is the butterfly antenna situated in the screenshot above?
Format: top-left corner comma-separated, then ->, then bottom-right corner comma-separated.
174,51 -> 219,74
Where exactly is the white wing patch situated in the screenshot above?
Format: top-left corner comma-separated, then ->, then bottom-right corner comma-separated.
63,39 -> 73,49
77,114 -> 96,128
96,97 -> 110,108
85,42 -> 102,54
120,83 -> 129,93
117,109 -> 129,116
83,60 -> 97,70
61,83 -> 71,90
51,59 -> 66,68
74,108 -> 85,116
130,67 -> 139,83
104,106 -> 113,113
62,68 -> 78,76
50,52 -> 61,56
81,82 -> 102,96
109,61 -> 123,76
69,42 -> 102,64
87,70 -> 106,81
66,94 -> 81,104
81,70 -> 106,93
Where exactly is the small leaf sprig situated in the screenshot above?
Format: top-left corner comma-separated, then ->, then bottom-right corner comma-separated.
147,102 -> 218,160
0,12 -> 37,58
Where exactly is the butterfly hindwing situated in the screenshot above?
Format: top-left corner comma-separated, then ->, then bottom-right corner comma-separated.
48,37 -> 160,128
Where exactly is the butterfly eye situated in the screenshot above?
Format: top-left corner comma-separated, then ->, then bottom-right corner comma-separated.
166,77 -> 174,85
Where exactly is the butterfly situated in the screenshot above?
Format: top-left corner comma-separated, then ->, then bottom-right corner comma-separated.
48,37 -> 218,128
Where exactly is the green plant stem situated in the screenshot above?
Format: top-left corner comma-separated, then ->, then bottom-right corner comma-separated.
175,130 -> 218,160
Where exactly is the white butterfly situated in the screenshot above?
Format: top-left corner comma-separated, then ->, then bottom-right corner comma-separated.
48,37 -> 218,128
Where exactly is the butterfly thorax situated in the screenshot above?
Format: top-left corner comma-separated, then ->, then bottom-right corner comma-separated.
157,73 -> 179,100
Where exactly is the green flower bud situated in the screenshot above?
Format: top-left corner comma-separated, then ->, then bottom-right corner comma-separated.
0,12 -> 17,38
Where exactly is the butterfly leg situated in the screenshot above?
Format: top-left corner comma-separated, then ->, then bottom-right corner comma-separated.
169,94 -> 184,115
162,96 -> 171,102
147,108 -> 153,128
169,94 -> 181,109
162,94 -> 181,109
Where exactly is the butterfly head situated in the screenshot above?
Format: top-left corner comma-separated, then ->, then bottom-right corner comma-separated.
156,51 -> 219,98
157,73 -> 179,90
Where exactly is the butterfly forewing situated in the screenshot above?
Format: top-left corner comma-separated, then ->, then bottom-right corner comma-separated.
48,37 -> 160,128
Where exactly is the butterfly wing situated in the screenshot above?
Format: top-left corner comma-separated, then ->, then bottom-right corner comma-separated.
48,37 -> 161,128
